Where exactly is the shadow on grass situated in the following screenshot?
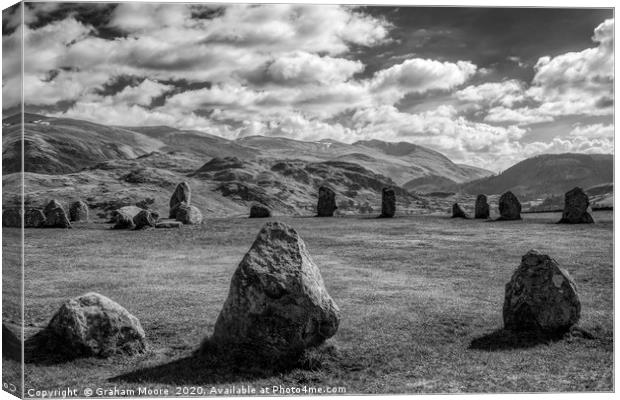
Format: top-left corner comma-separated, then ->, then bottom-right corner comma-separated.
468,328 -> 569,351
111,341 -> 340,385
23,328 -> 121,365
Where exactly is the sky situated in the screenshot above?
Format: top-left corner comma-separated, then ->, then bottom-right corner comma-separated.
1,3 -> 614,171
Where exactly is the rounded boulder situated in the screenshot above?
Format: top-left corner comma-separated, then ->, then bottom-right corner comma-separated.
47,292 -> 146,357
503,250 -> 580,333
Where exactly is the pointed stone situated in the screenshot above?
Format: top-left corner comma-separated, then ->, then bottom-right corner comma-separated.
169,182 -> 191,218
209,222 -> 340,363
451,203 -> 468,218
503,250 -> 580,333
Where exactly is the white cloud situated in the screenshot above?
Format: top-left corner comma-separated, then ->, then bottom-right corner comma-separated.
569,123 -> 613,140
484,106 -> 554,125
455,80 -> 526,109
264,51 -> 364,85
369,58 -> 477,103
485,19 -> 614,125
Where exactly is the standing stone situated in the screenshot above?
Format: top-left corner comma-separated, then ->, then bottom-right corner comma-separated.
475,194 -> 490,219
249,204 -> 271,218
112,211 -> 135,230
317,186 -> 337,217
46,292 -> 146,357
208,222 -> 340,363
133,210 -> 157,229
44,200 -> 72,228
559,187 -> 594,224
497,191 -> 521,221
25,209 -> 46,227
175,203 -> 203,225
2,208 -> 22,227
169,182 -> 191,218
379,187 -> 396,218
503,250 -> 580,333
69,200 -> 89,222
451,203 -> 468,218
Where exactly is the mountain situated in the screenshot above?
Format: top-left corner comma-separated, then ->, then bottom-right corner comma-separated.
237,136 -> 493,186
460,153 -> 613,200
3,114 -> 491,188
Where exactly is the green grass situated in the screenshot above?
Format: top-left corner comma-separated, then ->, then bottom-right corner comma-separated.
2,211 -> 613,394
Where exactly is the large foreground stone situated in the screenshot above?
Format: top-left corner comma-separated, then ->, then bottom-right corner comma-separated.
503,250 -> 580,333
44,200 -> 72,228
249,204 -> 271,218
559,187 -> 594,224
209,222 -> 340,363
317,186 -> 337,217
451,203 -> 468,218
47,292 -> 146,357
69,200 -> 89,222
2,208 -> 21,227
175,203 -> 203,225
379,187 -> 396,218
133,210 -> 157,229
25,209 -> 46,227
497,191 -> 521,221
475,194 -> 490,219
169,182 -> 191,218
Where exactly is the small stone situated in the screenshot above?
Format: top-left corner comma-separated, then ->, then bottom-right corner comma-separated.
169,182 -> 191,218
474,194 -> 490,219
2,208 -> 22,227
24,209 -> 46,227
558,187 -> 594,224
112,211 -> 135,230
69,200 -> 89,222
249,204 -> 271,218
317,186 -> 337,217
175,203 -> 203,225
43,200 -> 72,228
133,210 -> 157,229
451,203 -> 468,218
379,187 -> 396,218
497,191 -> 521,221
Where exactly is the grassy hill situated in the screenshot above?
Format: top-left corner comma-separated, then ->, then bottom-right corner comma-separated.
460,153 -> 613,201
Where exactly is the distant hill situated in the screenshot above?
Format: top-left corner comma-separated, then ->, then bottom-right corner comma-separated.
460,153 -> 613,200
3,114 -> 491,187
238,136 -> 493,185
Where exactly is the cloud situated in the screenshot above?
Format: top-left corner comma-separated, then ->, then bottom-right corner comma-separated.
569,123 -> 613,140
483,19 -> 614,124
455,79 -> 526,109
5,6 -> 613,171
369,58 -> 477,103
262,51 -> 364,85
483,106 -> 554,125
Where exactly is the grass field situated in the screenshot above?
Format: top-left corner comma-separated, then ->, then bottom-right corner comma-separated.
2,211 -> 614,394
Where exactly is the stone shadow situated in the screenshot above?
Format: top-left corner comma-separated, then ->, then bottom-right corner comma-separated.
111,341 -> 339,385
468,326 -> 595,352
